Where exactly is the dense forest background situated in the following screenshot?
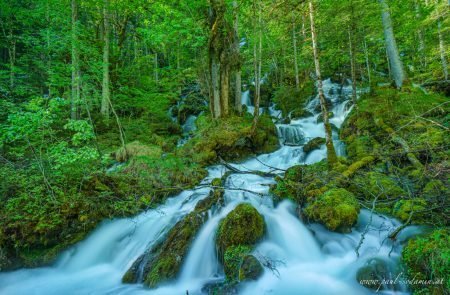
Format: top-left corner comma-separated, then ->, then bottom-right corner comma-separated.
0,0 -> 448,294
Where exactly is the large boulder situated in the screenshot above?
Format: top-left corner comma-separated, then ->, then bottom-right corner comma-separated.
356,258 -> 391,290
216,203 -> 265,282
122,188 -> 224,287
304,188 -> 360,233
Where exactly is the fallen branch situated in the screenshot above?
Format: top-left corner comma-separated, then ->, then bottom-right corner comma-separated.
219,156 -> 279,177
388,210 -> 413,241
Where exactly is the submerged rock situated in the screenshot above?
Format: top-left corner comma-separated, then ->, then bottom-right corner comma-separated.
356,258 -> 390,290
304,188 -> 360,233
122,188 -> 224,287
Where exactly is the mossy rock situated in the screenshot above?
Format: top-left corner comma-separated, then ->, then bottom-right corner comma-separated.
223,245 -> 252,283
402,229 -> 450,294
180,114 -> 278,165
272,84 -> 313,118
303,137 -> 326,154
291,108 -> 313,120
239,254 -> 264,281
123,188 -> 224,288
316,112 -> 334,124
217,204 -> 265,257
304,188 -> 360,233
351,172 -> 406,200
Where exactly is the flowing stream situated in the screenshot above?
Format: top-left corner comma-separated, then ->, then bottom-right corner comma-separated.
0,79 -> 420,295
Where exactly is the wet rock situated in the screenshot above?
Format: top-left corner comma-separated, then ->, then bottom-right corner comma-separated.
356,258 -> 391,290
303,137 -> 326,154
239,255 -> 264,281
290,108 -> 313,120
123,188 -> 224,288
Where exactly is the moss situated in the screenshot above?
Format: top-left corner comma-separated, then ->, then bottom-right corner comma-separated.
392,198 -> 427,223
352,172 -> 406,200
223,245 -> 252,283
290,108 -> 313,120
217,204 -> 265,260
113,141 -> 163,162
304,188 -> 360,232
402,229 -> 450,294
303,137 -> 326,154
342,156 -> 375,178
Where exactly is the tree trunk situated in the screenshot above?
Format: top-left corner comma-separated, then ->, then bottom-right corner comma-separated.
252,0 -> 262,132
71,0 -> 81,119
348,27 -> 357,106
233,1 -> 242,114
379,0 -> 405,88
309,1 -> 337,167
154,52 -> 159,83
220,65 -> 230,116
211,56 -> 221,118
437,18 -> 448,80
101,0 -> 111,118
363,36 -> 371,86
293,16 -> 300,90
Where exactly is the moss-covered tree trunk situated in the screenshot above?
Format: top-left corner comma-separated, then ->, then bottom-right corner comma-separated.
309,0 -> 338,167
233,1 -> 242,114
208,0 -> 234,119
251,0 -> 262,132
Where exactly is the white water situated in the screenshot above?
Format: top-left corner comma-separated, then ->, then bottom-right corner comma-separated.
0,79 -> 417,295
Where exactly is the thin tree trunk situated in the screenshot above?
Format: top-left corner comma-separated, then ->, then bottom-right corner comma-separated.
101,0 -> 111,118
211,57 -> 221,118
154,52 -> 159,83
348,27 -> 357,106
379,0 -> 405,88
309,1 -> 337,167
437,18 -> 448,80
233,1 -> 242,114
293,16 -> 300,90
415,0 -> 426,71
252,0 -> 262,131
363,36 -> 371,86
220,65 -> 230,117
71,0 -> 81,119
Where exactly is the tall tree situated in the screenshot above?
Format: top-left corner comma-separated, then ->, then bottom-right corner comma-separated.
379,0 -> 405,88
71,0 -> 81,119
233,1 -> 242,114
101,0 -> 111,118
309,0 -> 337,167
251,0 -> 262,132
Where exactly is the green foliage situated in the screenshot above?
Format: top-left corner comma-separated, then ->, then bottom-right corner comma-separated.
272,84 -> 313,119
305,188 -> 360,233
402,229 -> 450,294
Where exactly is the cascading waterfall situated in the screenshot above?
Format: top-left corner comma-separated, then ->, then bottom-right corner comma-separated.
0,79 -> 419,295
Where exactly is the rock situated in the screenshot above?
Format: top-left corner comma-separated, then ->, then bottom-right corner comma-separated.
216,204 -> 265,282
176,92 -> 207,124
239,255 -> 264,281
304,188 -> 360,233
123,188 -> 224,288
316,112 -> 334,124
356,258 -> 390,290
216,204 -> 265,256
303,137 -> 326,154
290,108 -> 313,120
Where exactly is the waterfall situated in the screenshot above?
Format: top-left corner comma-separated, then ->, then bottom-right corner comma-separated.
0,80 -> 418,295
